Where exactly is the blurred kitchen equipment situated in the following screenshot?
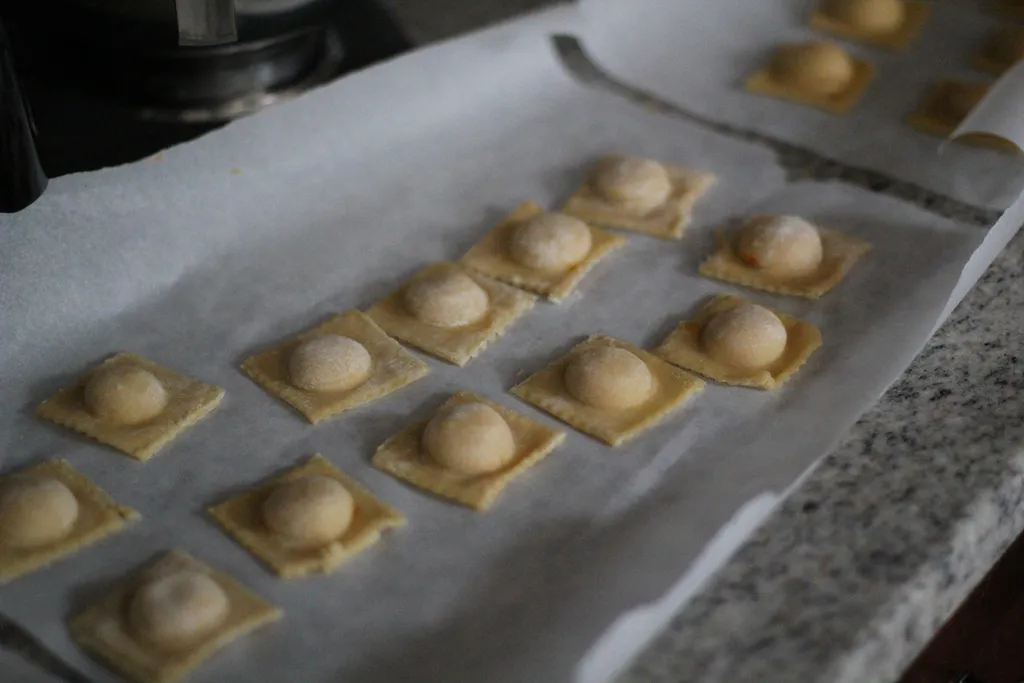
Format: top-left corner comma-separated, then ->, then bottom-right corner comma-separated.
0,0 -> 410,212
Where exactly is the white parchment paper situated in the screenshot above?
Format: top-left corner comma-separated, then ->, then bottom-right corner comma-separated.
579,0 -> 1024,210
0,13 -> 1002,683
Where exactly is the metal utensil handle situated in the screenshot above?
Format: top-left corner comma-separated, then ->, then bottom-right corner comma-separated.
0,14 -> 47,213
175,0 -> 238,46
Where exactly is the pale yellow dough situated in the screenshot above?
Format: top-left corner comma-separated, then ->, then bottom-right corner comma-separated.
422,402 -> 517,475
128,571 -> 230,652
287,335 -> 372,393
372,392 -> 565,510
508,212 -> 592,272
562,156 -> 716,240
403,267 -> 490,328
653,294 -> 822,390
592,157 -> 673,213
261,476 -> 355,550
461,201 -> 624,302
366,262 -> 535,366
0,460 -> 137,583
208,454 -> 405,578
510,336 -> 704,447
242,310 -> 429,424
0,476 -> 78,549
700,303 -> 789,371
699,215 -> 870,299
745,42 -> 875,114
975,26 -> 1024,75
70,550 -> 280,683
907,81 -> 1018,153
733,215 -> 824,278
84,365 -> 169,426
36,353 -> 224,461
810,0 -> 930,51
563,346 -> 654,411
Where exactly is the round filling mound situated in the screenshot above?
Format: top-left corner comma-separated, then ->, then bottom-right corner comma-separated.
593,157 -> 673,213
288,334 -> 373,393
423,402 -> 516,475
769,42 -> 855,96
129,571 -> 230,651
0,475 -> 79,549
403,269 -> 490,328
261,476 -> 355,549
508,213 -> 593,272
822,0 -> 905,34
701,304 -> 788,371
735,215 -> 824,278
564,346 -> 654,411
84,365 -> 168,425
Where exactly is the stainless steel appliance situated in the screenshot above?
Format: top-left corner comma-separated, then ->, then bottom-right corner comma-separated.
0,0 -> 410,212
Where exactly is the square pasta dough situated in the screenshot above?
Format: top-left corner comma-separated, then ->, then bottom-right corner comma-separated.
70,550 -> 281,683
0,459 -> 138,583
699,217 -> 871,299
744,45 -> 876,114
372,391 -> 565,510
366,262 -> 535,366
653,294 -> 822,390
808,0 -> 930,51
208,454 -> 405,578
460,201 -> 624,302
907,81 -> 1018,153
36,353 -> 224,461
241,310 -> 430,424
562,156 -> 716,240
510,335 -> 704,446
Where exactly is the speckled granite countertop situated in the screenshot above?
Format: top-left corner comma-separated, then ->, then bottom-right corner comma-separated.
6,2 -> 1024,682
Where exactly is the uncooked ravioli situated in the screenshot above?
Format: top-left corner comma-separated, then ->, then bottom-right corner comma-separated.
372,392 -> 566,510
592,157 -> 673,213
83,365 -> 169,425
510,335 -> 704,446
0,459 -> 137,584
563,346 -> 654,411
366,262 -> 535,366
128,570 -> 230,652
507,213 -> 593,272
653,294 -> 821,390
768,42 -> 856,96
287,334 -> 372,393
734,215 -> 824,278
460,202 -> 624,302
403,267 -> 490,328
207,454 -> 405,578
261,476 -> 355,549
821,0 -> 906,34
745,41 -> 875,113
422,402 -> 517,475
700,303 -> 788,371
0,475 -> 79,549
562,156 -> 716,240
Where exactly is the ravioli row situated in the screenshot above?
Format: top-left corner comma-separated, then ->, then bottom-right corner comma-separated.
6,155 -> 871,683
745,0 -> 1021,152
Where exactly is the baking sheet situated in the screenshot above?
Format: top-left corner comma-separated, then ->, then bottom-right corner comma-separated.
578,0 -> 1024,210
0,14 -> 998,683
